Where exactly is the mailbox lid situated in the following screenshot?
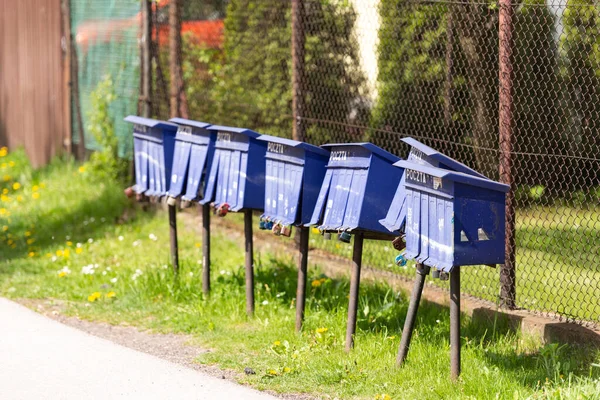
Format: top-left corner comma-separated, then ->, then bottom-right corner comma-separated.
182,143 -> 211,201
322,142 -> 399,169
169,118 -> 211,129
209,125 -> 260,152
167,139 -> 192,197
402,137 -> 487,179
125,115 -> 178,130
258,134 -> 330,158
169,118 -> 213,146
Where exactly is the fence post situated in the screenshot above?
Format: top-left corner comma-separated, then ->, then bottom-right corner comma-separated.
60,0 -> 73,155
498,0 -> 516,309
292,0 -> 306,142
141,0 -> 152,118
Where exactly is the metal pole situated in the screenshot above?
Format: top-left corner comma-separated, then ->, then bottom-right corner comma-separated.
244,210 -> 255,316
345,232 -> 363,351
295,226 -> 309,331
202,204 -> 211,295
141,0 -> 152,118
291,0 -> 306,142
450,266 -> 461,380
397,263 -> 430,366
168,203 -> 179,274
499,0 -> 516,309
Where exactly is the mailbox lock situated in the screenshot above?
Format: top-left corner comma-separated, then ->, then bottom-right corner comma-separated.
323,232 -> 332,240
281,225 -> 292,237
439,272 -> 449,281
272,223 -> 282,236
338,231 -> 352,243
216,203 -> 230,217
431,269 -> 441,279
166,196 -> 177,207
259,218 -> 267,230
395,253 -> 407,267
392,235 -> 406,251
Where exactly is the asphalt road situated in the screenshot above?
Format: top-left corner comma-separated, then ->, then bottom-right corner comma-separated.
0,297 -> 277,400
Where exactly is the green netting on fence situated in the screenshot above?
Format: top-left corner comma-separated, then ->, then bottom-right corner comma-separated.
70,0 -> 140,157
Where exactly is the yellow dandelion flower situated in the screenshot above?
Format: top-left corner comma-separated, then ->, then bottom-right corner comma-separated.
2,188 -> 7,195
58,271 -> 68,278
63,249 -> 70,258
28,252 -> 35,258
0,208 -> 8,216
0,147 -> 7,157
32,185 -> 39,192
87,292 -> 102,302
7,239 -> 14,245
25,231 -> 31,237
273,340 -> 281,346
2,225 -> 8,232
78,166 -> 85,173
75,247 -> 83,254
283,367 -> 291,373
3,175 -> 10,182
1,195 -> 9,202
311,227 -> 320,235
40,182 -> 46,188
46,253 -> 53,258
8,161 -> 15,167
316,327 -> 328,334
66,241 -> 73,247
16,195 -> 23,202
311,279 -> 322,288
56,249 -> 63,257
10,243 -> 16,249
32,192 -> 40,200
105,291 -> 116,299
267,369 -> 278,376
0,163 -> 5,168
195,242 -> 201,248
12,182 -> 20,191
26,238 -> 35,245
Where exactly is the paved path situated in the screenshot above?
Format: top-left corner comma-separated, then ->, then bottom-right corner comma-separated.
0,298 -> 277,400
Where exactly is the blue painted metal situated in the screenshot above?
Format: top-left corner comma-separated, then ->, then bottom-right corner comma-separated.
125,116 -> 178,197
380,137 -> 488,234
166,118 -> 216,202
307,143 -> 403,235
257,134 -> 329,226
394,160 -> 509,272
198,125 -> 267,211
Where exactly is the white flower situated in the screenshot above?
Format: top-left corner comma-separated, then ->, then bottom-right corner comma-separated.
81,264 -> 96,275
66,236 -> 71,240
436,319 -> 441,324
76,242 -> 82,248
162,265 -> 168,270
102,271 -> 107,276
197,260 -> 203,265
189,272 -> 194,277
51,256 -> 57,262
58,266 -> 71,275
131,269 -> 143,281
262,300 -> 269,305
220,270 -> 226,275
90,217 -> 95,222
87,238 -> 93,244
106,267 -> 111,271
149,233 -> 157,241
118,236 -> 124,241
110,277 -> 118,283
132,240 -> 141,247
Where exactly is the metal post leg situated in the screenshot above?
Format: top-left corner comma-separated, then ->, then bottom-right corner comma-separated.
295,227 -> 309,332
201,204 -> 211,295
450,266 -> 461,380
244,210 -> 255,316
168,204 -> 179,275
345,232 -> 363,352
397,263 -> 430,366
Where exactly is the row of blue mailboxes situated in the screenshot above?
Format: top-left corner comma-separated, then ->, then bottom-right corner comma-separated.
126,115 -> 509,272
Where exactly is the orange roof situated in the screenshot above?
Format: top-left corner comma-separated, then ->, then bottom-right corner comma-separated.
155,20 -> 224,48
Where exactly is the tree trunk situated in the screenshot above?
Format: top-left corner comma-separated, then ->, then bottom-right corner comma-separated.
169,0 -> 188,118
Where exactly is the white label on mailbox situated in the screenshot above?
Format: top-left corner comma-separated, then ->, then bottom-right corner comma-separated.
172,175 -> 178,183
330,151 -> 348,161
433,177 -> 442,190
406,169 -> 428,184
268,142 -> 286,154
134,124 -> 148,133
217,132 -> 231,142
178,126 -> 192,135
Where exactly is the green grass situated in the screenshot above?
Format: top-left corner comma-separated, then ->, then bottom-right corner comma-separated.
1,148 -> 600,399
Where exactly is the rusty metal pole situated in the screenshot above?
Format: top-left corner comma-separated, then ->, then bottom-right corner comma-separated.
291,0 -> 306,142
397,263 -> 430,366
345,232 -> 363,351
141,0 -> 152,118
295,226 -> 309,331
450,266 -> 461,380
169,202 -> 179,274
202,204 -> 211,295
499,0 -> 516,309
244,210 -> 255,316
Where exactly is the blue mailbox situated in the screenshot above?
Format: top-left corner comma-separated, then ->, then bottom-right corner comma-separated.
198,125 -> 267,212
125,116 -> 178,197
166,118 -> 216,202
380,137 -> 488,234
308,143 -> 402,235
256,135 -> 329,228
395,160 -> 509,272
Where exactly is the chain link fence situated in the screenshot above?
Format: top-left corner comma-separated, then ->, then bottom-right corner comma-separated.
74,0 -> 600,327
